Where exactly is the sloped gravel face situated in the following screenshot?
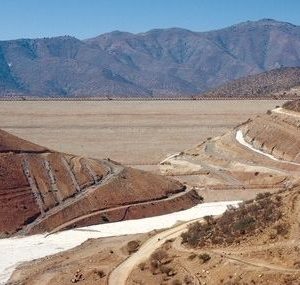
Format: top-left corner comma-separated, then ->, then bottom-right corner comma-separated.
283,99 -> 300,112
0,154 -> 40,236
0,129 -> 49,153
241,112 -> 300,163
0,129 -> 191,237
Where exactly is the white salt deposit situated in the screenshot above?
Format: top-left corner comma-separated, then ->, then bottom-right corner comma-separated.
0,200 -> 240,284
236,130 -> 300,166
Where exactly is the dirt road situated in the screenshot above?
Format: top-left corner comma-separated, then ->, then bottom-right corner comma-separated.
108,219 -> 198,285
172,238 -> 300,274
272,107 -> 300,118
107,201 -> 240,284
109,217 -> 300,285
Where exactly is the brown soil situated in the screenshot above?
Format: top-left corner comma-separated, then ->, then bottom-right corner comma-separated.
160,107 -> 300,196
8,232 -> 152,285
0,154 -> 40,235
0,129 -> 200,237
283,99 -> 300,112
128,187 -> 300,285
241,112 -> 300,162
51,189 -> 200,233
23,187 -> 297,285
6,99 -> 298,284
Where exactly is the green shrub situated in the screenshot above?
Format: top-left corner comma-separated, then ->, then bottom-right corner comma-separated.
199,253 -> 211,263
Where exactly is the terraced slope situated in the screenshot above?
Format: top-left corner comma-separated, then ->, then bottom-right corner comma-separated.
241,110 -> 300,163
0,129 -> 201,237
160,104 -> 300,192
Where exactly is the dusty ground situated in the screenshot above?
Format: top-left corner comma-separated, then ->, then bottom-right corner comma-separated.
1,99 -> 289,283
0,100 -> 284,167
159,107 -> 300,204
123,106 -> 300,285
8,232 -> 152,285
0,101 -> 285,212
128,188 -> 300,285
11,188 -> 300,285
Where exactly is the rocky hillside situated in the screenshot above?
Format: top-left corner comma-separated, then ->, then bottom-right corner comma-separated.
202,67 -> 300,98
282,98 -> 300,111
1,19 -> 300,97
0,129 -> 202,237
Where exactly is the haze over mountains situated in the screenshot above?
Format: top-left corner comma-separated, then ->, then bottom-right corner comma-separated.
1,19 -> 300,97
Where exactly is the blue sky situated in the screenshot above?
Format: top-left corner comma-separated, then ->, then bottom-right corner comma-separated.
1,0 -> 300,40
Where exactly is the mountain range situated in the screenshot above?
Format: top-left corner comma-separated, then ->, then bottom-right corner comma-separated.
1,19 -> 300,97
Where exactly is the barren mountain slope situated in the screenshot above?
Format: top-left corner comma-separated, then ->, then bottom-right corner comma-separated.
0,129 -> 202,237
1,19 -> 300,97
282,98 -> 300,112
202,67 -> 300,98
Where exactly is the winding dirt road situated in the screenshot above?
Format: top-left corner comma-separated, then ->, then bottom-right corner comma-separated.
109,216 -> 300,285
272,107 -> 300,118
108,219 -> 198,285
107,107 -> 300,285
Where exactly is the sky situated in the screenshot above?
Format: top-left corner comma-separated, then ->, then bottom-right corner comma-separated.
1,0 -> 300,40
